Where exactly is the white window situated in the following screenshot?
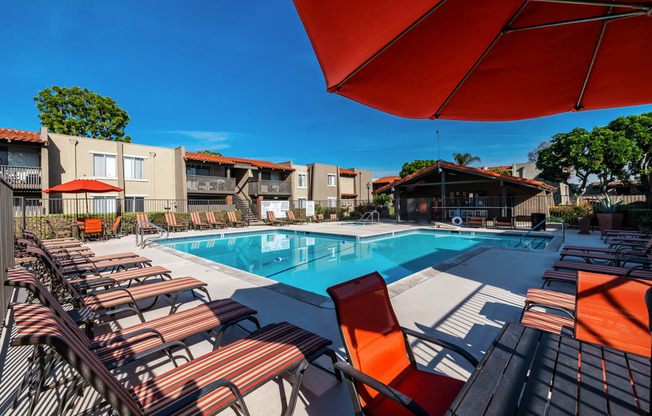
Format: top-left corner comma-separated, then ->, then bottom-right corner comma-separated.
298,198 -> 307,209
327,174 -> 336,187
328,197 -> 336,207
124,156 -> 144,180
125,196 -> 145,212
93,196 -> 116,213
297,173 -> 307,189
93,154 -> 116,178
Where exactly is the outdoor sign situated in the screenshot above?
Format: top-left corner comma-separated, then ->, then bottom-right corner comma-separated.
306,201 -> 315,217
260,200 -> 290,219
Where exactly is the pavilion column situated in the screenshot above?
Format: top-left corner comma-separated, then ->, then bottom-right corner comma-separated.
440,170 -> 446,222
500,180 -> 507,216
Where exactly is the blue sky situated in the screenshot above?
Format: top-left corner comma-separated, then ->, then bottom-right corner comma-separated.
2,1 -> 652,179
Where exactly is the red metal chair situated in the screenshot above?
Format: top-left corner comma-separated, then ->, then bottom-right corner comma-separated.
327,272 -> 478,416
80,218 -> 105,242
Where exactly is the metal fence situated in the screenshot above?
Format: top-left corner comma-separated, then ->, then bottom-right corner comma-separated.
1,179 -> 14,325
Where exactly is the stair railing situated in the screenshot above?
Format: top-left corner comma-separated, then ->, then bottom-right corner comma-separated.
518,218 -> 565,245
136,221 -> 169,248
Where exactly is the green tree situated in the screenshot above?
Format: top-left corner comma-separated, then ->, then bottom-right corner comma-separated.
607,112 -> 652,199
34,86 -> 131,142
452,153 -> 481,166
536,126 -> 639,195
528,141 -> 551,163
399,159 -> 437,178
197,150 -> 223,156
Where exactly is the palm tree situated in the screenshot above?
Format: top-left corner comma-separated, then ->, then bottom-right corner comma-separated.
452,153 -> 482,166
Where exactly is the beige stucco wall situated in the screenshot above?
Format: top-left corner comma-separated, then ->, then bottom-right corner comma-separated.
47,133 -> 180,200
340,176 -> 355,194
353,168 -> 373,203
308,163 -> 338,203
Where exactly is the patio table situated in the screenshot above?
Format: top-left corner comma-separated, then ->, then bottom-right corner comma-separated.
447,323 -> 650,415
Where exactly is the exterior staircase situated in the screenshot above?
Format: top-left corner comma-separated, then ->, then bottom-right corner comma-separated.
233,194 -> 258,223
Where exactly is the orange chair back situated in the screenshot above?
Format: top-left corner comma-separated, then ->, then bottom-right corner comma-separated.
330,214 -> 337,220
190,212 -> 203,224
136,213 -> 148,223
576,271 -> 652,355
227,211 -> 238,222
83,218 -> 103,234
165,213 -> 177,226
206,211 -> 217,223
327,272 -> 412,408
318,214 -> 324,220
287,210 -> 296,220
111,216 -> 121,231
312,215 -> 318,221
267,211 -> 276,221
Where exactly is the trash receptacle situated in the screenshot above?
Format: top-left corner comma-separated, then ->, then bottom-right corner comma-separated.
531,213 -> 546,231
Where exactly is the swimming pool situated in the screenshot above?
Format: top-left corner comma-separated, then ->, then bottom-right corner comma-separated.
160,230 -> 551,296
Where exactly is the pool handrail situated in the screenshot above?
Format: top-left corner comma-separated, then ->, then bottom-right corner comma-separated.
360,211 -> 380,224
519,218 -> 565,245
136,220 -> 169,248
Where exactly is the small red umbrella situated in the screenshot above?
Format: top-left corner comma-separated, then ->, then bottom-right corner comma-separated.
44,179 -> 123,215
293,0 -> 652,121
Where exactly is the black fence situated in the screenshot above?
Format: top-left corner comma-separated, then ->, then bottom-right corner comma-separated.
1,180 -> 14,324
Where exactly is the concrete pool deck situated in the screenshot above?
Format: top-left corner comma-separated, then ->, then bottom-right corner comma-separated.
0,221 -> 605,415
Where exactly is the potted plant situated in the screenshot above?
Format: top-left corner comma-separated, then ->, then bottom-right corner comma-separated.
595,194 -> 624,232
575,202 -> 593,235
637,212 -> 652,231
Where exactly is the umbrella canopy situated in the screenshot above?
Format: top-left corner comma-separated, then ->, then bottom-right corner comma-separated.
293,0 -> 652,121
43,179 -> 123,194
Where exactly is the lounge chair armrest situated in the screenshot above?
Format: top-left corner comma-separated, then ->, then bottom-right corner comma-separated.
333,361 -> 430,416
401,327 -> 479,367
149,378 -> 250,416
619,257 -> 652,268
88,327 -> 167,349
625,264 -> 652,277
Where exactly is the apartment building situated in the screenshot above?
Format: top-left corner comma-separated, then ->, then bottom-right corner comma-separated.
46,132 -> 186,212
0,127 -> 49,199
278,161 -> 308,208
306,163 -> 373,209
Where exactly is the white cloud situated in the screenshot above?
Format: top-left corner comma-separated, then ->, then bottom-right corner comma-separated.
165,130 -> 235,152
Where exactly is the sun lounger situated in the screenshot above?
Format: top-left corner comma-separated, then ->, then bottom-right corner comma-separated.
106,215 -> 122,238
227,210 -> 247,227
206,211 -> 227,229
190,212 -> 211,230
311,214 -> 321,223
11,305 -> 334,416
329,213 -> 337,221
164,212 -> 187,232
286,210 -> 306,224
523,288 -> 575,317
466,216 -> 486,228
520,310 -> 575,334
552,260 -> 652,279
266,211 -> 287,226
318,214 -> 326,222
136,213 -> 157,234
44,219 -> 72,239
67,265 -> 173,290
559,249 -> 652,267
327,272 -> 477,416
29,249 -> 210,322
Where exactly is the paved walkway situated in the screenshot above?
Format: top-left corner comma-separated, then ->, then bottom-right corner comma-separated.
0,222 -> 605,415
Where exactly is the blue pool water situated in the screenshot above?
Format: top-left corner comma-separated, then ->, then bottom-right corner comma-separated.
161,230 -> 550,296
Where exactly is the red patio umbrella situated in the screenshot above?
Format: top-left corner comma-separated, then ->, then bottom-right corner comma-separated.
292,0 -> 652,121
44,179 -> 123,215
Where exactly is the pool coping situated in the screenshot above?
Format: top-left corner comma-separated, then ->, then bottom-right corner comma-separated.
152,227 -> 562,308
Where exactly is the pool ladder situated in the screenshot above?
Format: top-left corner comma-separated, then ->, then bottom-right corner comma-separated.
136,221 -> 169,248
518,218 -> 565,246
360,210 -> 380,224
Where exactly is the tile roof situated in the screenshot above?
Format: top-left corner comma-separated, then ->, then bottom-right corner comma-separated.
339,168 -> 357,176
0,128 -> 46,144
373,161 -> 556,194
373,175 -> 401,184
184,152 -> 294,171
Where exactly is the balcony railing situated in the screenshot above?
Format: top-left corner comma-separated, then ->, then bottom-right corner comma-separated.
248,180 -> 292,196
186,175 -> 235,194
0,165 -> 42,190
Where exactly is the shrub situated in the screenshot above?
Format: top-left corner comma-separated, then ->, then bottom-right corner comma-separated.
549,203 -> 593,226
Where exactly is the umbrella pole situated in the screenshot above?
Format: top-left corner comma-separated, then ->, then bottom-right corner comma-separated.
85,191 -> 89,216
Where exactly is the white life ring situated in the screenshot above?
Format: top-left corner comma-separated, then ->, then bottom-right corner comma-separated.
452,216 -> 463,226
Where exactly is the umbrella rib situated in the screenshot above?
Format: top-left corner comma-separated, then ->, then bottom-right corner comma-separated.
575,7 -> 612,111
531,0 -> 651,10
504,10 -> 646,33
431,1 -> 530,119
333,0 -> 450,91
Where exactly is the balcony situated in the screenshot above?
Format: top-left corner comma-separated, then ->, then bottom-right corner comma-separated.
0,165 -> 42,190
248,180 -> 292,196
187,175 -> 236,194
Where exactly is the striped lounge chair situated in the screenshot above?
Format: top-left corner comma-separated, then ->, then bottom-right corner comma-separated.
286,210 -> 306,225
190,212 -> 211,230
227,210 -> 247,227
267,211 -> 287,226
318,214 -> 325,222
329,214 -> 337,221
206,211 -> 227,229
164,212 -> 186,232
11,305 -> 337,416
552,260 -> 652,279
30,246 -> 153,275
136,213 -> 157,234
29,249 -> 211,323
44,219 -> 72,239
520,310 -> 575,334
523,288 -> 576,318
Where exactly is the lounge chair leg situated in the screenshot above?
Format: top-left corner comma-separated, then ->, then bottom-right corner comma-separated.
283,360 -> 310,416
